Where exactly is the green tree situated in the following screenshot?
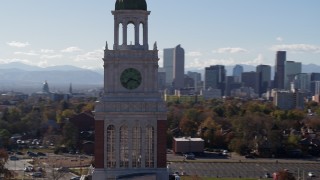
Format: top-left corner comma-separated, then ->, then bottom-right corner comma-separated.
287,134 -> 300,148
21,111 -> 42,133
287,109 -> 305,121
7,107 -> 22,123
56,109 -> 76,124
272,110 -> 287,121
62,122 -> 79,150
0,129 -> 11,148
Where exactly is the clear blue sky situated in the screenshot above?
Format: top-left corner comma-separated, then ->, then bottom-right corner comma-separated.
1,0 -> 320,71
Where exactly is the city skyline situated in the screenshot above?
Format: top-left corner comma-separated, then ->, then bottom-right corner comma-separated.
1,0 -> 320,72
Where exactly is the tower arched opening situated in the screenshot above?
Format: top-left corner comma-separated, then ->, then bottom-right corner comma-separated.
127,22 -> 135,46
139,23 -> 144,45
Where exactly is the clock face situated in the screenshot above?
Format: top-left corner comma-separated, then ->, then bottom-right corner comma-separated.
120,68 -> 142,90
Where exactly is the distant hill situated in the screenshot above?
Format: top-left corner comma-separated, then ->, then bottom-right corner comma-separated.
0,63 -> 103,89
1,62 -> 320,91
0,62 -> 86,72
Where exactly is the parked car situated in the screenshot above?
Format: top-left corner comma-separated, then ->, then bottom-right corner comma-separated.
9,156 -> 19,161
184,153 -> 195,160
70,176 -> 81,180
222,150 -> 228,156
37,152 -> 46,156
31,172 -> 42,178
28,152 -> 38,157
264,172 -> 272,178
308,172 -> 316,177
245,154 -> 255,159
24,166 -> 34,172
15,151 -> 24,155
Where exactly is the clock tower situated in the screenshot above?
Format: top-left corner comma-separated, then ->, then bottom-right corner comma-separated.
93,0 -> 168,179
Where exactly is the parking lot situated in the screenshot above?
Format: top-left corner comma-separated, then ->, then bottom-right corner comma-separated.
169,161 -> 320,178
6,152 -> 92,180
168,152 -> 320,179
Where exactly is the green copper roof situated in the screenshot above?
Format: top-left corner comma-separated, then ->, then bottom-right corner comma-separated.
115,0 -> 147,11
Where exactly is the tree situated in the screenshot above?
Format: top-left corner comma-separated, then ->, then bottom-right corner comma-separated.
56,109 -> 76,124
228,138 -> 248,155
81,102 -> 94,113
0,129 -> 11,148
287,134 -> 300,149
62,122 -> 79,150
277,170 -> 295,180
200,117 -> 222,148
179,116 -> 196,137
0,149 -> 13,179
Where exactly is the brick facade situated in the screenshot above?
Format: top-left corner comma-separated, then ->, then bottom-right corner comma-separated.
157,120 -> 167,168
94,120 -> 104,168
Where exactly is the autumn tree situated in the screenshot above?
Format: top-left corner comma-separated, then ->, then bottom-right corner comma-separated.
277,170 -> 295,180
0,149 -> 13,179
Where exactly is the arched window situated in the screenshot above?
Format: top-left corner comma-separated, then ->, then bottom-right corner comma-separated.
119,125 -> 129,168
106,125 -> 116,168
132,126 -> 142,168
139,23 -> 144,45
127,23 -> 135,46
145,126 -> 154,168
119,23 -> 123,45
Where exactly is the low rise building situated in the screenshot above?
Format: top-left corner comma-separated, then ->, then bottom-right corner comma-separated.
173,137 -> 204,154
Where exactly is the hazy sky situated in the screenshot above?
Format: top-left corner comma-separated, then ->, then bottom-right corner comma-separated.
1,0 -> 320,71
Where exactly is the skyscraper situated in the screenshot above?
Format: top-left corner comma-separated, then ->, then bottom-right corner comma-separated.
163,48 -> 174,86
233,65 -> 243,83
204,65 -> 226,95
293,73 -> 310,92
163,45 -> 185,89
274,51 -> 286,89
285,61 -> 302,90
187,71 -> 201,91
242,71 -> 260,94
93,1 -> 168,179
256,65 -> 271,96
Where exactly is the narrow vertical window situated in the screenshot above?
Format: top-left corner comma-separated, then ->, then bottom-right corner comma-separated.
120,125 -> 129,168
139,23 -> 144,45
145,126 -> 154,168
119,23 -> 123,45
132,126 -> 142,168
106,125 -> 116,168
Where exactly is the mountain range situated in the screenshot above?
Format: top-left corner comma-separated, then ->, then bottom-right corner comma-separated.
0,62 -> 103,93
1,62 -> 320,93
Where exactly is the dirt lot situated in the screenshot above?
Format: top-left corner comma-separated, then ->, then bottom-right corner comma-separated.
34,154 -> 93,168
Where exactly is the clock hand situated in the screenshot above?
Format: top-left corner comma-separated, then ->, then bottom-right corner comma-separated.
126,78 -> 135,84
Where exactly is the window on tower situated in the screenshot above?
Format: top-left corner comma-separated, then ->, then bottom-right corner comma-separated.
120,125 -> 129,168
106,125 -> 116,168
145,126 -> 155,168
132,126 -> 142,168
127,23 -> 135,46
